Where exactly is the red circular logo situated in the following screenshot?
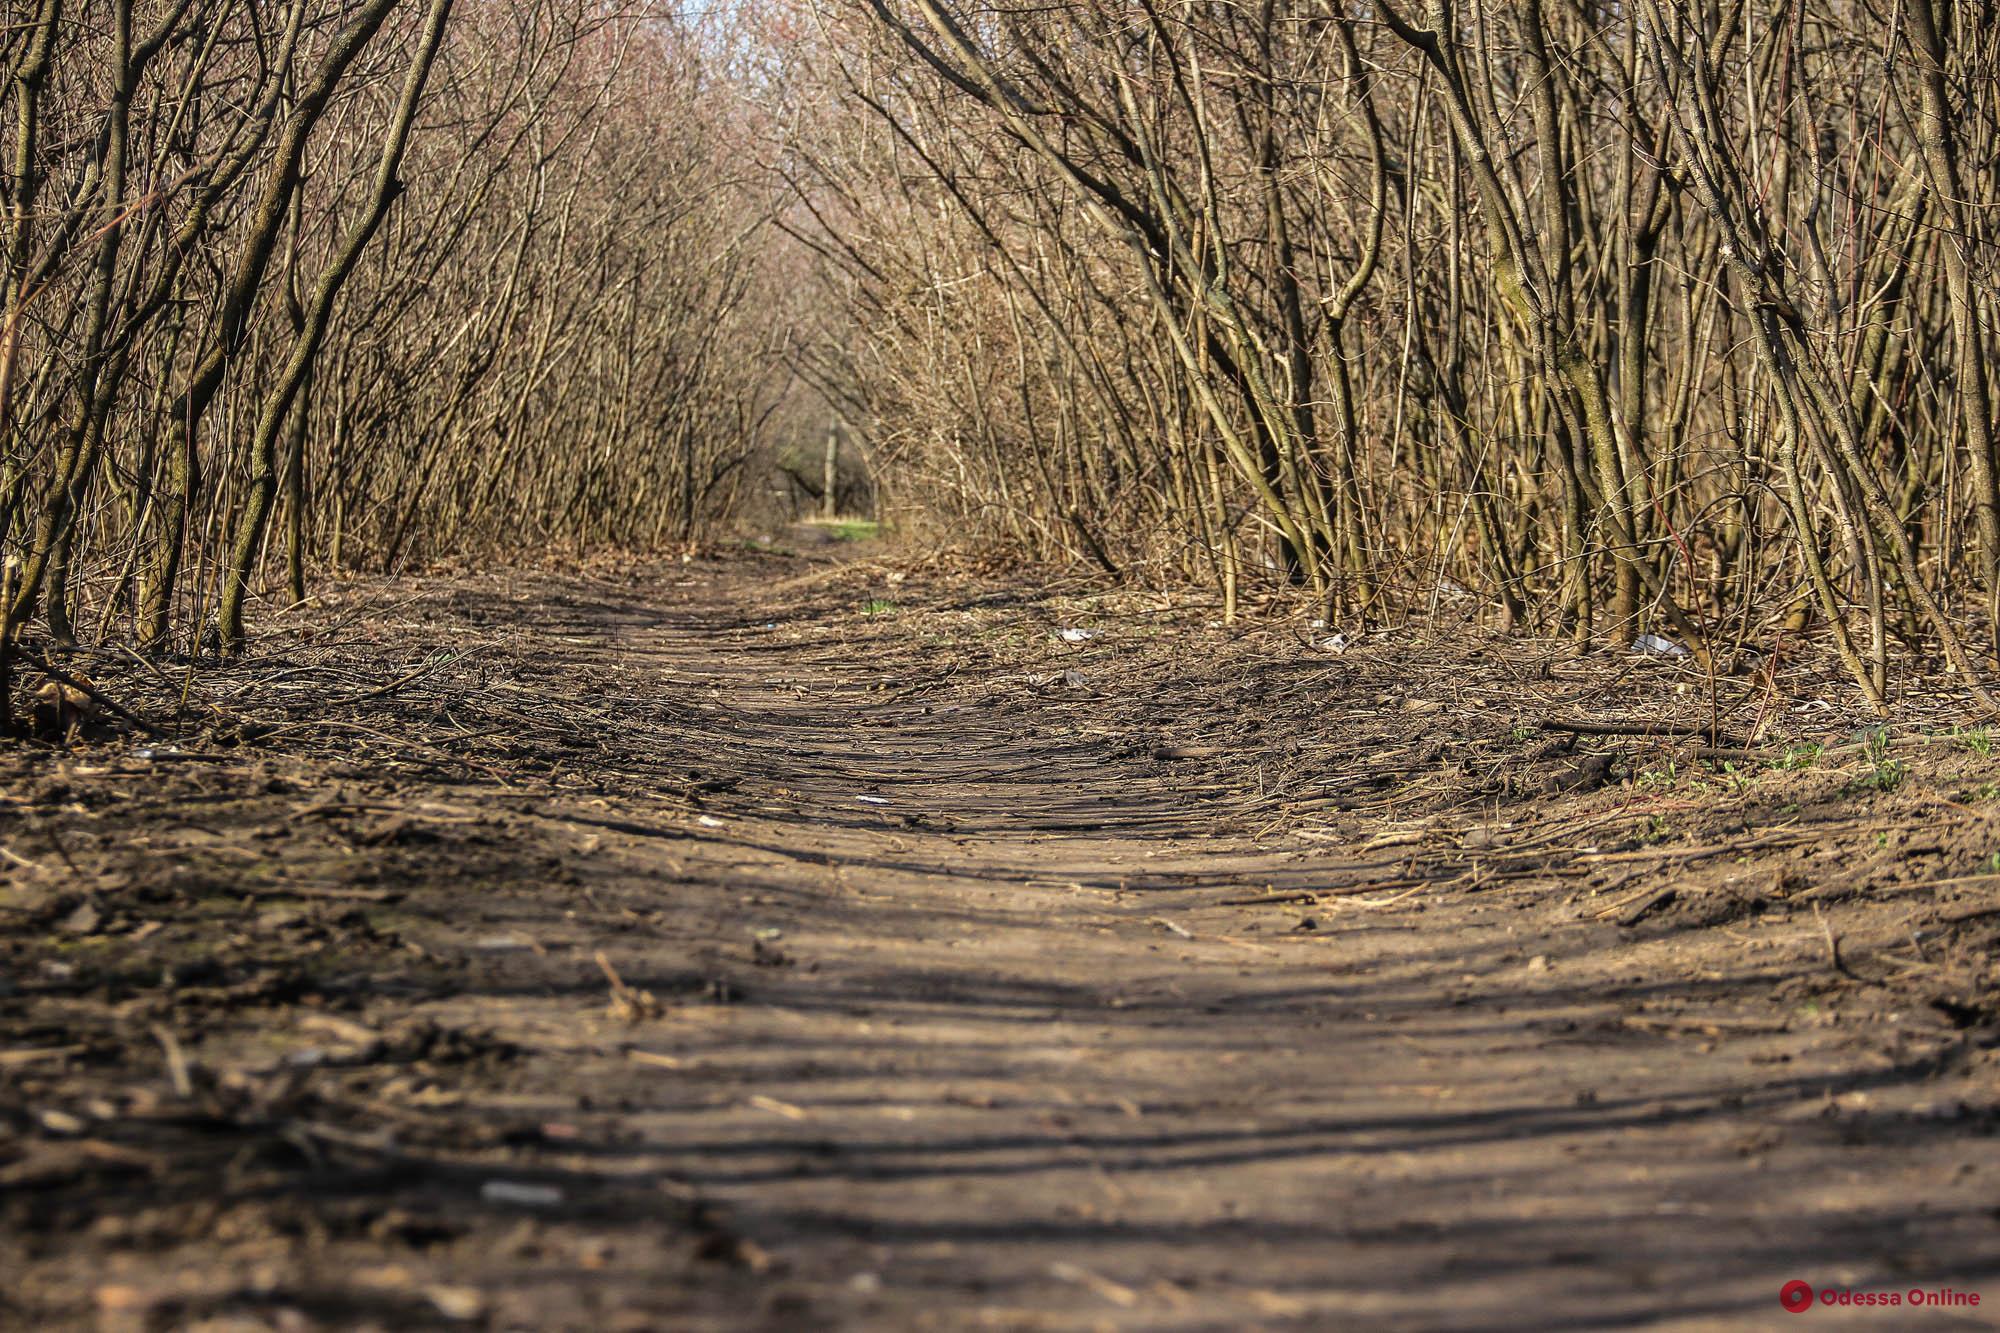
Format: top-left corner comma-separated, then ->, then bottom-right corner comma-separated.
1781,1281 -> 1815,1313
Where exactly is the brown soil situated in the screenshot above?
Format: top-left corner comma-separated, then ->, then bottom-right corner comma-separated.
3,547 -> 1998,1331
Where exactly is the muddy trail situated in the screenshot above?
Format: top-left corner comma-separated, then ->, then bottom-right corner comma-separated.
4,550 -> 1999,1330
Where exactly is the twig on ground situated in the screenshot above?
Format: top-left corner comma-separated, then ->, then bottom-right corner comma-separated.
1812,903 -> 1852,977
151,1024 -> 194,1098
595,950 -> 661,1022
1216,891 -> 1317,907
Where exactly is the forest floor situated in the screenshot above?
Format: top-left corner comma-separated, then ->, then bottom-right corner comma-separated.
3,538 -> 2000,1331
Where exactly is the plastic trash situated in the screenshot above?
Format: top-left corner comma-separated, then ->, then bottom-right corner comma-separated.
855,795 -> 890,806
1316,634 -> 1348,655
1632,633 -> 1693,658
1057,628 -> 1098,642
696,815 -> 725,828
429,1287 -> 485,1321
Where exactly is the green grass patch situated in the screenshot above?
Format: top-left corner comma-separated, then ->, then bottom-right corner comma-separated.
1778,742 -> 1823,771
1851,728 -> 1906,793
1633,760 -> 1679,791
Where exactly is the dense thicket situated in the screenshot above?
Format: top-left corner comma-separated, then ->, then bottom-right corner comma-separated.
8,2 -> 2000,715
1,0 -> 785,668
782,0 -> 2000,707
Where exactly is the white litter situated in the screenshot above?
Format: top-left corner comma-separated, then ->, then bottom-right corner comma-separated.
855,795 -> 891,806
696,815 -> 725,828
1632,633 -> 1693,658
481,1181 -> 563,1208
1057,628 -> 1098,643
1316,634 -> 1349,655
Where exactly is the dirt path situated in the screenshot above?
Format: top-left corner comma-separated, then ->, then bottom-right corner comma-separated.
5,554 -> 1999,1329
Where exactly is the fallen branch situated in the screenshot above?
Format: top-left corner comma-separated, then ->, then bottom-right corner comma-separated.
1613,888 -> 1678,927
15,648 -> 165,736
329,649 -> 471,707
1539,716 -> 1749,746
